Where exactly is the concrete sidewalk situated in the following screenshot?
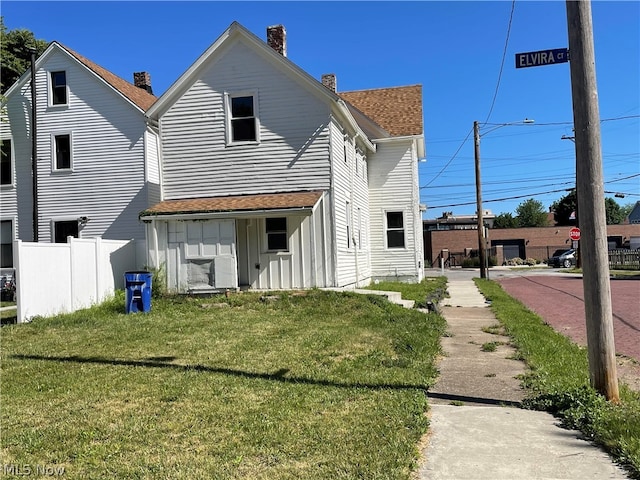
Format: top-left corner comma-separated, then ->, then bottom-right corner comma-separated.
416,273 -> 629,479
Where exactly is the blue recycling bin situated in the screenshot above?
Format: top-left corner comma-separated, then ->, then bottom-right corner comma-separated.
124,271 -> 152,313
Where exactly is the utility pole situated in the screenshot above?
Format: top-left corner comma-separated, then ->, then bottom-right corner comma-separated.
473,120 -> 486,279
566,0 -> 619,402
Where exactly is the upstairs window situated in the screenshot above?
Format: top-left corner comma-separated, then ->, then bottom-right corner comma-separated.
51,71 -> 67,105
54,134 -> 72,170
1,139 -> 12,186
227,93 -> 258,143
386,211 -> 405,249
265,217 -> 287,252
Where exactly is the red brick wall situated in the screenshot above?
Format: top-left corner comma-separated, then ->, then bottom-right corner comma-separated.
424,224 -> 640,266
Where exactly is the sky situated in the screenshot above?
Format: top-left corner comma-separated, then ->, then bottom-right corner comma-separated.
3,1 -> 639,219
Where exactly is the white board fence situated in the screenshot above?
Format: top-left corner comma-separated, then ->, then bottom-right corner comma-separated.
14,237 -> 146,323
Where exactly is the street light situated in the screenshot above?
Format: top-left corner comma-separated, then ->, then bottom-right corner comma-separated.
474,119 -> 534,278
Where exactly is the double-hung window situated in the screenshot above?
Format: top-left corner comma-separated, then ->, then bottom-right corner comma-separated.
53,134 -> 72,170
265,218 -> 288,252
50,71 -> 68,106
226,93 -> 258,143
386,211 -> 405,249
1,139 -> 12,186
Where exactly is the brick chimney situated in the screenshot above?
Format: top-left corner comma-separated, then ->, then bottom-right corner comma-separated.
267,24 -> 286,57
133,71 -> 153,94
321,73 -> 337,93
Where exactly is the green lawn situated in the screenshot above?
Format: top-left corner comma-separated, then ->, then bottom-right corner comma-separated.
1,288 -> 445,479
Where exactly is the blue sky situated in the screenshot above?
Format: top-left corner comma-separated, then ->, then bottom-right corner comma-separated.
3,1 -> 639,218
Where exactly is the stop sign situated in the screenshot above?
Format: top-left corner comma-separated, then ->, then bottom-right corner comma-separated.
569,227 -> 581,241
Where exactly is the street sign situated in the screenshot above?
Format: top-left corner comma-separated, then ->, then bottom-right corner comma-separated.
515,48 -> 569,68
569,227 -> 581,241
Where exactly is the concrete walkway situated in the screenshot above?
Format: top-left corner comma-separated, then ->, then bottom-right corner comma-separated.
416,271 -> 629,479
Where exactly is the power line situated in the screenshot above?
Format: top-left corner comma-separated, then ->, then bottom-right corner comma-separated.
421,117 -> 639,189
483,0 -> 516,124
421,126 -> 473,188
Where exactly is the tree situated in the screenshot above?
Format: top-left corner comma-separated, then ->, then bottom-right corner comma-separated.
0,17 -> 48,93
551,190 -> 628,225
604,197 -> 626,225
493,212 -> 518,229
515,198 -> 548,227
550,189 -> 578,226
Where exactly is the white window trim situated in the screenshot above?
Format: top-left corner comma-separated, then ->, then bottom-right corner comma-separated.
50,217 -> 81,243
1,136 -> 15,188
385,210 -> 407,250
48,70 -> 69,108
224,90 -> 260,146
51,132 -> 74,172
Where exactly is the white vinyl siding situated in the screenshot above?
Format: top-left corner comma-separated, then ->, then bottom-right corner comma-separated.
0,107 -> 30,241
159,40 -> 332,199
144,129 -> 161,206
6,49 -> 151,242
368,139 -> 421,281
330,120 -> 371,287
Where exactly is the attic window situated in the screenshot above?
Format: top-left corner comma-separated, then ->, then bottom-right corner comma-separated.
226,92 -> 259,144
50,71 -> 67,105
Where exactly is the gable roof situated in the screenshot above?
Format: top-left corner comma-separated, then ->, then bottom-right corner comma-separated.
140,190 -> 324,219
629,201 -> 640,223
3,41 -> 156,112
339,85 -> 423,137
62,44 -> 157,111
146,22 -> 377,152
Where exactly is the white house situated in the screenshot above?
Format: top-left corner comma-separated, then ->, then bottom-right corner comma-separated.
141,22 -> 425,293
0,42 -> 158,269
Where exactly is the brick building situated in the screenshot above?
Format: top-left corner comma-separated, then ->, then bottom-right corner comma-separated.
423,224 -> 640,267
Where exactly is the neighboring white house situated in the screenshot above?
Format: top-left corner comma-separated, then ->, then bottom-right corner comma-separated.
141,22 -> 425,293
0,42 -> 158,269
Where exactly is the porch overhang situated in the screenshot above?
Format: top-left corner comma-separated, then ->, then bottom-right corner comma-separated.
139,190 -> 325,222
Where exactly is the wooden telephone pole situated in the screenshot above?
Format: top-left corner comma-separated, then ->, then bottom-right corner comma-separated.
565,0 -> 619,402
473,121 -> 487,279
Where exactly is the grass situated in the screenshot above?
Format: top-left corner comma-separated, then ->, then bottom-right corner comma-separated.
0,288 -> 446,479
480,341 -> 505,352
475,278 -> 640,477
365,276 -> 448,308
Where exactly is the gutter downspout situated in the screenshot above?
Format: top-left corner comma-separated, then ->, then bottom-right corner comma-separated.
30,49 -> 38,242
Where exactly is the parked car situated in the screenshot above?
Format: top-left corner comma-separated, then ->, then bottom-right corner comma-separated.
0,269 -> 16,302
547,249 -> 577,268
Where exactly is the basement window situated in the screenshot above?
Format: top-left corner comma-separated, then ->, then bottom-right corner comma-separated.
53,220 -> 78,243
